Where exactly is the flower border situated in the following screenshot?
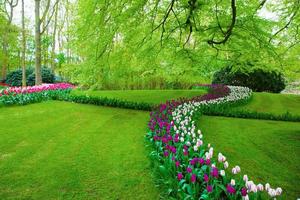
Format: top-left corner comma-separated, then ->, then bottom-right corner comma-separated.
147,85 -> 282,199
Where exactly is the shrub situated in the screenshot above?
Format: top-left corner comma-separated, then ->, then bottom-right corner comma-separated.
5,68 -> 34,86
212,66 -> 286,93
5,67 -> 55,86
27,67 -> 55,85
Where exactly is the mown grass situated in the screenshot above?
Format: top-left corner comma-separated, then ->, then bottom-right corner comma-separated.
71,89 -> 206,105
198,116 -> 300,199
231,92 -> 300,116
0,101 -> 159,199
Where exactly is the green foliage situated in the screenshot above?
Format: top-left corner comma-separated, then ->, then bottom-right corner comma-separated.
57,0 -> 300,89
212,66 -> 286,93
5,67 -> 55,86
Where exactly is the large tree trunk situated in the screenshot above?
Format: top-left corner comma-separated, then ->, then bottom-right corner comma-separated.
1,37 -> 8,81
21,0 -> 26,87
35,0 -> 42,85
51,2 -> 59,72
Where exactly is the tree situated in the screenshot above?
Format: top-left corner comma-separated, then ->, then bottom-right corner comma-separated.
50,0 -> 58,72
0,0 -> 18,81
34,0 -> 59,85
21,0 -> 26,87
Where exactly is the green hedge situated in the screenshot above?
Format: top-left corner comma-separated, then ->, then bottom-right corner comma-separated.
55,93 -> 154,111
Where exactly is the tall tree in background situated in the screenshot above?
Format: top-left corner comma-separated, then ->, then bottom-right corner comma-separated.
0,0 -> 18,81
50,0 -> 58,72
34,0 -> 59,85
21,0 -> 26,86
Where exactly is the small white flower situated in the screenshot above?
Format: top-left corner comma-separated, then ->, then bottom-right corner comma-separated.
220,170 -> 225,176
276,187 -> 282,195
242,195 -> 249,200
265,183 -> 270,191
257,183 -> 264,191
224,161 -> 229,169
196,140 -> 203,147
230,179 -> 235,186
186,141 -> 191,146
193,145 -> 198,151
243,174 -> 248,182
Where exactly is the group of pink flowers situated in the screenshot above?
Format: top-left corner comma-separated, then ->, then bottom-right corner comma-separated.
0,83 -> 74,97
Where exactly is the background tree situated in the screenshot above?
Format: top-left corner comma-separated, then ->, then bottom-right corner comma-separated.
21,0 -> 25,86
0,0 -> 18,81
34,0 -> 59,85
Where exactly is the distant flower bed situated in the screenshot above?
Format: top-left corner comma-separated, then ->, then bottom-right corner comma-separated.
147,85 -> 282,199
0,83 -> 74,105
0,82 -> 10,87
0,83 -> 74,97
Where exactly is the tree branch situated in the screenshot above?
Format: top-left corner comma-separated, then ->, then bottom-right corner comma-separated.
269,0 -> 300,42
207,0 -> 236,45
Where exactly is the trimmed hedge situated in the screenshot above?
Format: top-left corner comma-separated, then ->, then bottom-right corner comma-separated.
54,93 -> 154,111
212,67 -> 286,93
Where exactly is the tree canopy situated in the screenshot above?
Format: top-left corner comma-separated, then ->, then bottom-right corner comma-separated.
0,0 -> 299,89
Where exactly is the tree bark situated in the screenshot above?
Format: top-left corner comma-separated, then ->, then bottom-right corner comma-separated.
1,35 -> 8,81
21,0 -> 26,87
35,0 -> 42,85
51,1 -> 59,72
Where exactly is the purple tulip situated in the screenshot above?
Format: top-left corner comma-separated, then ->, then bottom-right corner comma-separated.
175,161 -> 180,168
177,173 -> 183,181
204,174 -> 209,182
211,167 -> 219,178
206,159 -> 211,165
187,167 -> 192,173
199,158 -> 205,165
191,174 -> 196,183
227,184 -> 236,194
164,151 -> 169,157
241,187 -> 247,196
207,185 -> 213,193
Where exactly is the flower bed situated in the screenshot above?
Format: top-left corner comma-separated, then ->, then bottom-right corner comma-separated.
147,85 -> 282,199
0,83 -> 74,105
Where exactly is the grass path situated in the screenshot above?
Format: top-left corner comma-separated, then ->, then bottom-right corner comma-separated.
71,89 -> 206,105
231,92 -> 300,116
0,101 -> 159,199
198,116 -> 300,199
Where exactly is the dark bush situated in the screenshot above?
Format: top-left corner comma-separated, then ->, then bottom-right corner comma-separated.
5,68 -> 34,86
5,67 -> 55,86
27,67 -> 55,86
212,66 -> 286,93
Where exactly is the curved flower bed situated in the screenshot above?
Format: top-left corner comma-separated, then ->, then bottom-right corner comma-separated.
147,85 -> 282,199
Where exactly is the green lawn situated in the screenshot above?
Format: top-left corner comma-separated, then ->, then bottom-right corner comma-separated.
198,116 -> 300,199
232,92 -> 300,116
0,101 -> 159,199
71,89 -> 206,105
